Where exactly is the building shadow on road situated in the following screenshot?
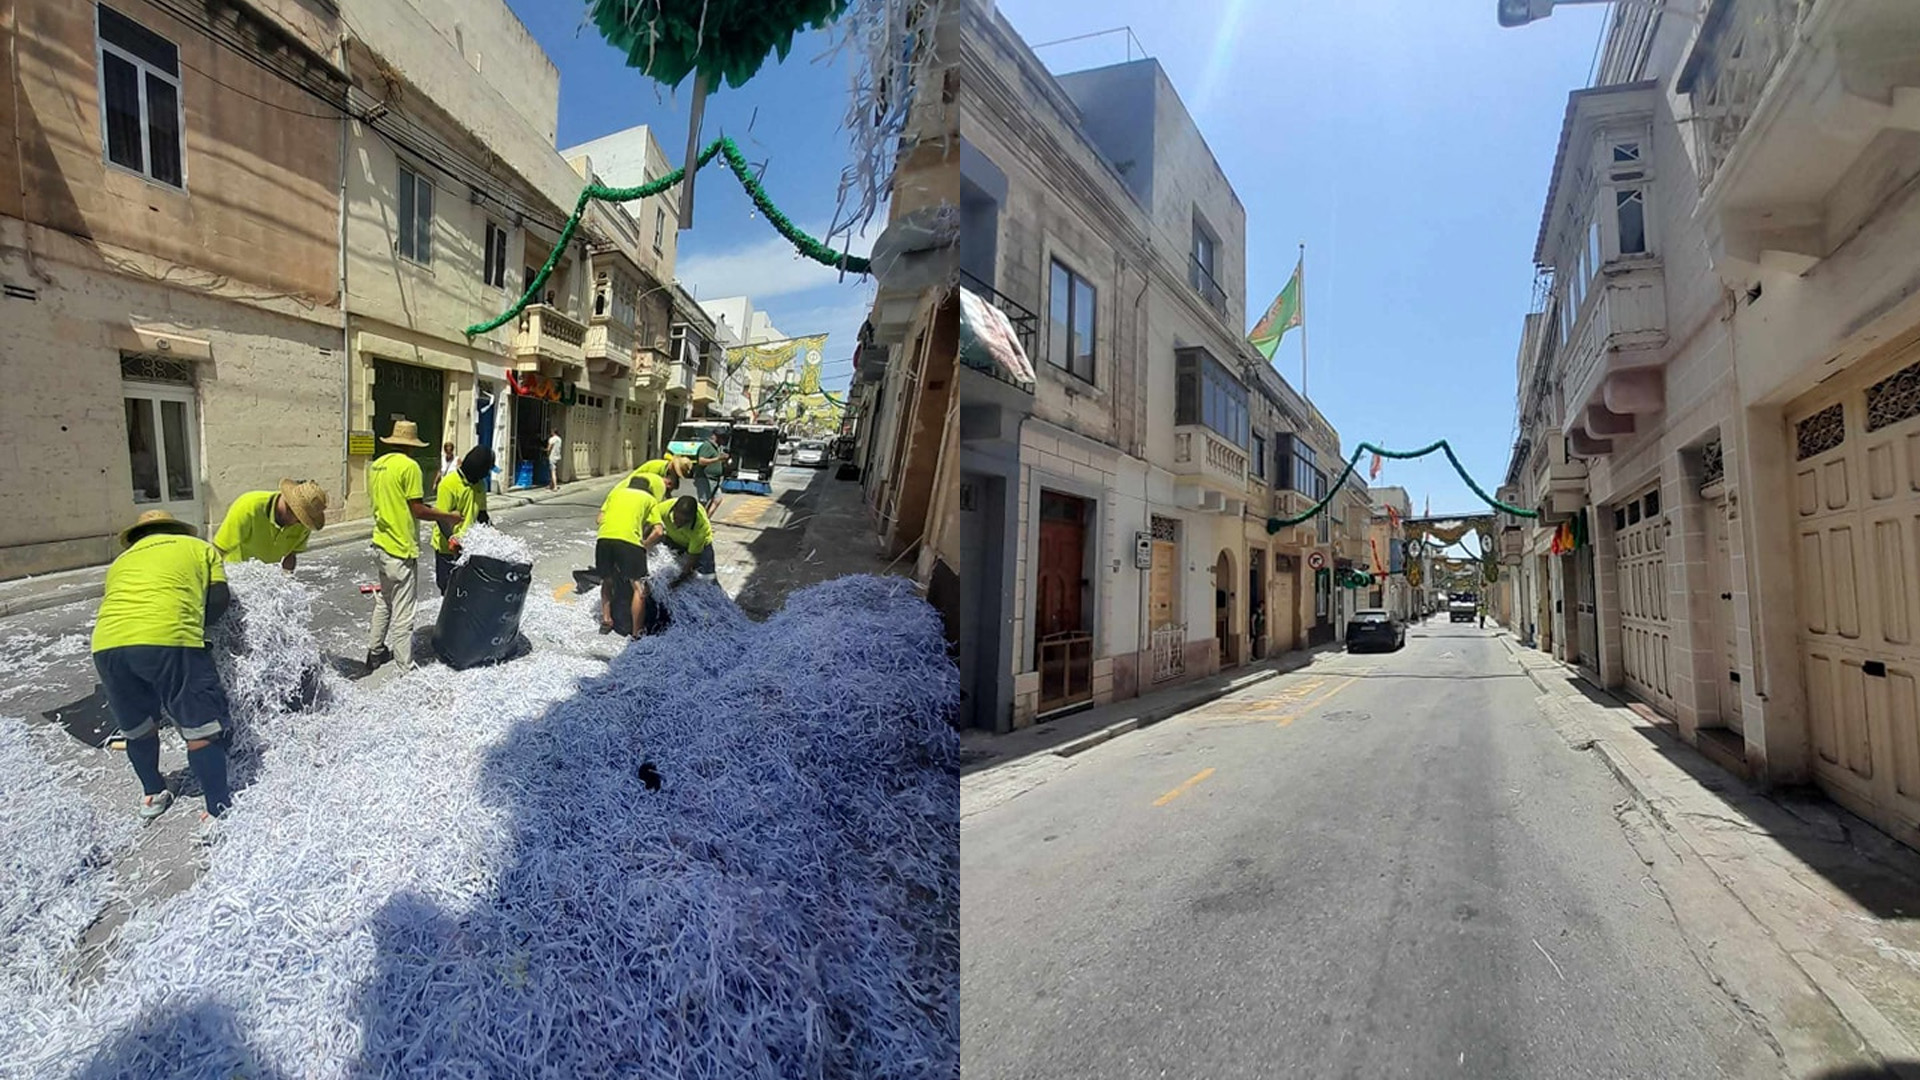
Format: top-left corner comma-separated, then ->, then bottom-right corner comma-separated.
726,468 -> 902,620
1531,663 -> 1920,921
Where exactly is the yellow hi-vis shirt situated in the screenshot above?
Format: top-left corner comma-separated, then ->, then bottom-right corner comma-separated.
635,458 -> 671,476
368,453 -> 425,560
91,533 -> 226,652
648,499 -> 713,555
598,486 -> 658,544
212,490 -> 310,564
432,470 -> 482,555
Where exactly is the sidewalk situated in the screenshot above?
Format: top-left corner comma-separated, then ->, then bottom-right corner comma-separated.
960,642 -> 1342,821
1500,633 -> 1920,1079
0,475 -> 621,620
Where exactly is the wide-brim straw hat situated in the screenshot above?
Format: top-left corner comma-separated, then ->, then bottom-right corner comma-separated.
278,478 -> 328,531
380,419 -> 430,448
670,456 -> 693,477
119,509 -> 197,546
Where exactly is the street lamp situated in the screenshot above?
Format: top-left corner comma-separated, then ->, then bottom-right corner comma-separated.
1497,0 -> 1698,27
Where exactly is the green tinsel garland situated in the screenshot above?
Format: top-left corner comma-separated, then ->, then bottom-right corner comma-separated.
466,135 -> 869,338
1266,439 -> 1537,536
587,0 -> 852,92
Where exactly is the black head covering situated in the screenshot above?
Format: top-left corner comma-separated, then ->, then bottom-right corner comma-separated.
460,447 -> 496,484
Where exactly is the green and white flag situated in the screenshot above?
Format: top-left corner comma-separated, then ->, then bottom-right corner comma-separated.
1249,260 -> 1303,361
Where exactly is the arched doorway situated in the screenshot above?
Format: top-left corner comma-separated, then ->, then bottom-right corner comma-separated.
1215,549 -> 1237,669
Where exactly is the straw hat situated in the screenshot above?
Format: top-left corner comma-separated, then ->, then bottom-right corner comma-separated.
671,456 -> 693,478
380,419 -> 430,448
119,509 -> 197,546
277,478 -> 328,531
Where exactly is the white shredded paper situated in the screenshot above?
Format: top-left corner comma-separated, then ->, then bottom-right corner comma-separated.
450,523 -> 535,567
7,564 -> 960,1077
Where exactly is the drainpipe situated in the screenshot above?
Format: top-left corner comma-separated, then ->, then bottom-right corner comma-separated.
336,33 -> 352,507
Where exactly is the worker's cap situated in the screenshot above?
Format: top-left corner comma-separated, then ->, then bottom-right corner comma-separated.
119,509 -> 197,547
278,478 -> 329,532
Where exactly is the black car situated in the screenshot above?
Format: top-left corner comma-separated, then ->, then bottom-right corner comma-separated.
1345,609 -> 1406,652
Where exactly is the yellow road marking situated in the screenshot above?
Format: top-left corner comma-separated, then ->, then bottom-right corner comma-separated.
551,582 -> 577,606
1153,767 -> 1216,807
1277,676 -> 1359,728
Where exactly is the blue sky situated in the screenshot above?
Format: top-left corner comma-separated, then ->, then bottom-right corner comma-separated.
504,3 -> 879,395
999,0 -> 1609,516
508,2 -> 1609,514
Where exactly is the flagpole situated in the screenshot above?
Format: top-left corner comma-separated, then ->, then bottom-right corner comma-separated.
1298,242 -> 1308,395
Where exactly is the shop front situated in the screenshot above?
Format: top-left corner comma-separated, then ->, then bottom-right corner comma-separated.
509,371 -> 571,488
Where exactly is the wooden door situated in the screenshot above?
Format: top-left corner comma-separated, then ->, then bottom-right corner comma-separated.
1708,497 -> 1743,731
1036,493 -> 1087,640
1150,541 -> 1177,629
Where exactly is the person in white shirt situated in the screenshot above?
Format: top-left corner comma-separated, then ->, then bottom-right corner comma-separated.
546,429 -> 563,491
436,442 -> 457,491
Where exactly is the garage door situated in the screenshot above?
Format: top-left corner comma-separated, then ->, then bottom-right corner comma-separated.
1789,350 -> 1920,845
370,359 -> 444,480
1615,486 -> 1673,714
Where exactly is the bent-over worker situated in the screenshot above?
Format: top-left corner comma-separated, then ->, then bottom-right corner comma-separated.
432,447 -> 494,595
596,477 -> 659,638
365,419 -> 463,673
212,479 -> 327,571
643,494 -> 716,589
91,510 -> 237,821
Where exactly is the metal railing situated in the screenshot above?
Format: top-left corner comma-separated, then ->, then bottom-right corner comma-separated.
958,268 -> 1038,360
1036,632 -> 1095,715
1151,624 -> 1187,683
1683,0 -> 1807,192
1189,255 -> 1227,315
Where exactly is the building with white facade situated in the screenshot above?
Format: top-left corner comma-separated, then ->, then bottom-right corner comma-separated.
1506,0 -> 1920,849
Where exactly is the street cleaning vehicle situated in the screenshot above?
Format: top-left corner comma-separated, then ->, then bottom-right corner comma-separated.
666,419 -> 732,459
721,423 -> 781,495
1449,591 -> 1479,623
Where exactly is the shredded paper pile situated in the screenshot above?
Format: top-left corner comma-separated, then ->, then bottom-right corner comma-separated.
6,559 -> 960,1078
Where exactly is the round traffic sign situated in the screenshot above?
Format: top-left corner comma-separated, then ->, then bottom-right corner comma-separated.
1307,551 -> 1326,570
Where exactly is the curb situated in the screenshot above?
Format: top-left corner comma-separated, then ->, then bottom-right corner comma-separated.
0,479 -> 620,621
1044,647 -> 1335,761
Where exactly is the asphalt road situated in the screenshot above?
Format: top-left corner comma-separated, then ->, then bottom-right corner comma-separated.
960,621 -> 1786,1080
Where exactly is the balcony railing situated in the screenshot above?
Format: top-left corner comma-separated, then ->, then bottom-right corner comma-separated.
1681,0 -> 1808,193
1172,425 -> 1249,488
584,317 -> 636,376
692,375 -> 721,405
1560,264 -> 1668,437
958,269 -> 1038,361
512,304 -> 586,372
1189,255 -> 1228,316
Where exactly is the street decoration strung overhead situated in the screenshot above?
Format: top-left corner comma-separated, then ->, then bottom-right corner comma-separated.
1402,516 -> 1493,546
465,137 -> 869,338
1266,439 -> 1536,536
726,334 -> 829,375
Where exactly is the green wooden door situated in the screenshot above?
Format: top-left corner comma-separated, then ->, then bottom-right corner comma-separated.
371,359 -> 445,479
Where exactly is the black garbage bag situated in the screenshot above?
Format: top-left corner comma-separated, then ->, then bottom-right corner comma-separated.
605,578 -> 672,637
435,555 -> 533,670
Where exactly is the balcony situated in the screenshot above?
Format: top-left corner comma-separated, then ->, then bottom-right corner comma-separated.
959,270 -> 1038,365
1679,0 -> 1920,278
1559,263 -> 1669,455
512,305 -> 586,375
692,375 -> 721,407
1532,432 -> 1591,519
1188,256 -> 1228,317
1171,425 -> 1248,516
584,316 -> 636,379
631,345 -> 670,393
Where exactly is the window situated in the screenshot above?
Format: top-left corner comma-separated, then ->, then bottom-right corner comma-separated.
1251,432 -> 1266,479
611,279 -> 636,327
397,166 -> 434,264
483,222 -> 509,289
1643,490 -> 1660,517
1616,189 -> 1646,255
1190,218 -> 1220,305
97,4 -> 183,188
1047,259 -> 1097,383
1174,348 -> 1249,448
654,207 -> 666,254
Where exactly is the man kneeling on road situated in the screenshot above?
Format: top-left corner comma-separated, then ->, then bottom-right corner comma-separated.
91,510 -> 237,822
628,455 -> 689,501
212,479 -> 328,571
642,494 -> 716,589
431,447 -> 494,595
596,476 -> 658,638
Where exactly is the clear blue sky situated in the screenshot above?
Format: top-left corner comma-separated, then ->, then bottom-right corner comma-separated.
504,4 -> 878,395
1001,0 -> 1609,516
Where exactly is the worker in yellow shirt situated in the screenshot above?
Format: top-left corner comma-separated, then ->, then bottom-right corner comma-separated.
91,510 -> 237,821
211,479 -> 328,570
642,494 -> 716,589
365,419 -> 463,673
431,447 -> 494,595
596,477 -> 659,638
626,455 -> 689,500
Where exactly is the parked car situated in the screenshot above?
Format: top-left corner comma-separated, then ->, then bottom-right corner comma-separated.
1345,609 -> 1406,652
794,440 -> 828,468
1448,591 -> 1479,624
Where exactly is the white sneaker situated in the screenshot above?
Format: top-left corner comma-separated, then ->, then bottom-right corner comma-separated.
138,790 -> 175,821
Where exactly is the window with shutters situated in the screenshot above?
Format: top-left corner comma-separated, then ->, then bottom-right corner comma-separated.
96,4 -> 183,189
